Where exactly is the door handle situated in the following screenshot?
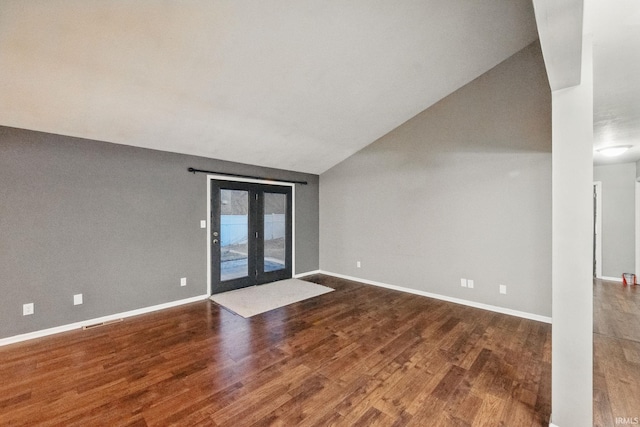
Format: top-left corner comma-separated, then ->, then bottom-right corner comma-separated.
213,239 -> 219,244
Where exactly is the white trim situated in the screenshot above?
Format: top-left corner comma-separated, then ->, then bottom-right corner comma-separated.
294,270 -> 321,278
319,271 -> 552,324
594,181 -> 602,278
206,174 -> 297,296
600,275 -> 623,282
207,177 -> 212,295
0,294 -> 209,348
549,424 -> 560,427
292,185 -> 296,276
636,181 -> 640,277
205,174 -> 297,186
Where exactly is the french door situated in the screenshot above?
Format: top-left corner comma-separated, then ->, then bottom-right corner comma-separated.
211,180 -> 292,294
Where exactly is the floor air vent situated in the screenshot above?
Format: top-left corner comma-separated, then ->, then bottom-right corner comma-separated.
82,318 -> 123,330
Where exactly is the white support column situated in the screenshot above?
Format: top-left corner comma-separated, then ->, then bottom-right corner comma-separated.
550,34 -> 593,427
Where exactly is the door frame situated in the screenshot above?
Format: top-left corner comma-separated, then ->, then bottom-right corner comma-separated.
636,180 -> 640,278
206,174 -> 296,295
594,181 -> 602,278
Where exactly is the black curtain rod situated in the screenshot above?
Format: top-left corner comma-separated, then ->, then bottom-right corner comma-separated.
187,168 -> 308,185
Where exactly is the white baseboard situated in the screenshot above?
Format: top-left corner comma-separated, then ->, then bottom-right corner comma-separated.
600,276 -> 623,282
294,270 -> 321,278
549,423 -> 559,427
319,270 -> 552,324
0,294 -> 209,348
2,270 -> 551,346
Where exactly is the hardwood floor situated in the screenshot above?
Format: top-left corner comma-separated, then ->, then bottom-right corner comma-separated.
594,279 -> 640,426
0,275 -> 551,426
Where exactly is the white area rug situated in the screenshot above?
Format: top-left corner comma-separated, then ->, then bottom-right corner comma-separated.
210,278 -> 334,318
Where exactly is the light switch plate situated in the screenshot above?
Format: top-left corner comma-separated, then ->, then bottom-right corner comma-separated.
500,284 -> 507,294
23,303 -> 34,316
74,294 -> 83,305
461,278 -> 467,287
200,220 -> 206,229
468,280 -> 474,289
181,277 -> 187,287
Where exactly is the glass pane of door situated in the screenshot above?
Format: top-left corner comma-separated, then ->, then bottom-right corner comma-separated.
220,189 -> 249,281
263,192 -> 286,272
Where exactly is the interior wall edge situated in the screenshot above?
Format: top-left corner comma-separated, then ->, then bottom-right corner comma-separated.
294,270 -> 322,278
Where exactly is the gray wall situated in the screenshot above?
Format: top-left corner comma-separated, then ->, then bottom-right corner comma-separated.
594,163 -> 635,278
0,126 -> 319,339
319,42 -> 552,317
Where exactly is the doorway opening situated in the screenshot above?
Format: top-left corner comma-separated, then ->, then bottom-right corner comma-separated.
207,176 -> 294,294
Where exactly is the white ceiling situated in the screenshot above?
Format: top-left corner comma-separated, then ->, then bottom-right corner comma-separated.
592,0 -> 640,166
0,1 -> 539,174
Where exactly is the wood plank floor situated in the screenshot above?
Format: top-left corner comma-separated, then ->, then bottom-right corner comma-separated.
594,279 -> 640,426
0,275 -> 551,426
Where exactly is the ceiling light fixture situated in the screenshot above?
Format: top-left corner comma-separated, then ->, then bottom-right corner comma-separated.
597,145 -> 631,157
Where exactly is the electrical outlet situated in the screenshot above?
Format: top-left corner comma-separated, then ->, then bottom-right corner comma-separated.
23,303 -> 34,316
356,261 -> 361,268
500,284 -> 507,294
181,277 -> 187,287
461,278 -> 467,288
468,279 -> 474,289
74,294 -> 83,305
